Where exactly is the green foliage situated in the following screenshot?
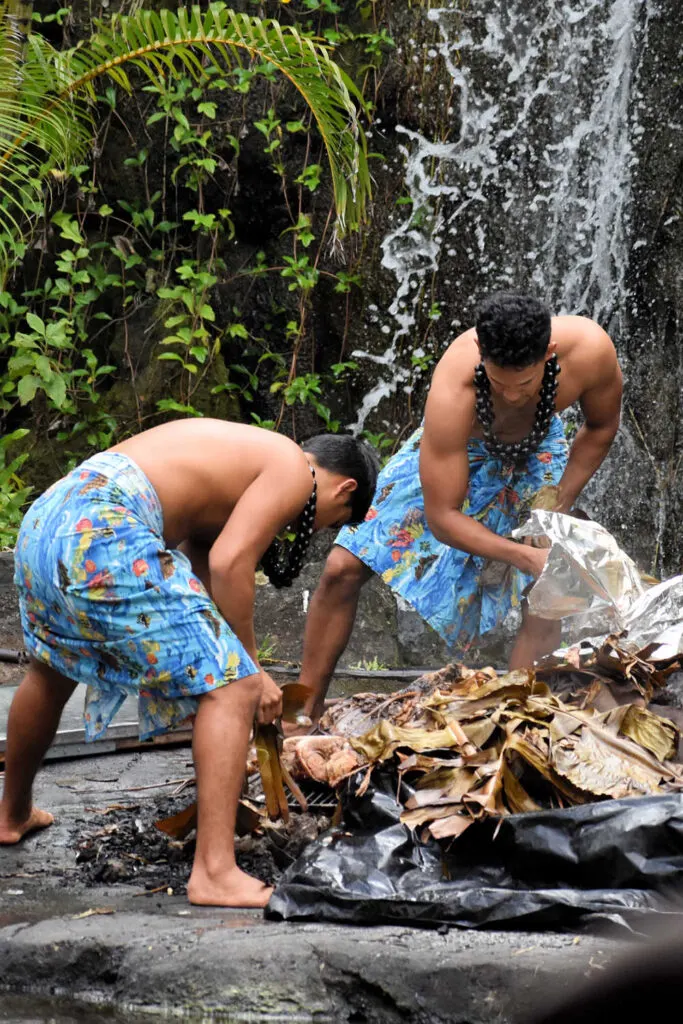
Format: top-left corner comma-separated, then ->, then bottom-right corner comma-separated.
0,431 -> 32,550
0,3 -> 371,273
0,0 -> 407,532
0,213 -> 121,459
361,429 -> 396,466
349,656 -> 388,671
257,634 -> 278,662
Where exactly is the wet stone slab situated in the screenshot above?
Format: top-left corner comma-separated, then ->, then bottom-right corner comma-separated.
0,748 -> 632,1023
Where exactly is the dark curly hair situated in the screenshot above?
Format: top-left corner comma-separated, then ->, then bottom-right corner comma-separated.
302,433 -> 379,524
475,292 -> 551,368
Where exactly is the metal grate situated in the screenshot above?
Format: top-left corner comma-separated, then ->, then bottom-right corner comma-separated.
247,775 -> 338,812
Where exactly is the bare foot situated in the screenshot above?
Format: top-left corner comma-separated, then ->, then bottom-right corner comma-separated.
187,865 -> 273,908
0,806 -> 54,844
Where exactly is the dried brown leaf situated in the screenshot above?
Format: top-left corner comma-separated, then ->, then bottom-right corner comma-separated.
405,766 -> 476,809
618,705 -> 678,762
500,755 -> 542,814
428,812 -> 475,840
350,720 -> 464,762
461,717 -> 498,747
154,802 -> 197,839
552,729 -> 663,799
506,733 -> 589,804
401,803 -> 469,829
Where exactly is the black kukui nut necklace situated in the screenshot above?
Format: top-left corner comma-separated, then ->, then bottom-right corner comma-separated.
260,464 -> 317,589
473,353 -> 560,464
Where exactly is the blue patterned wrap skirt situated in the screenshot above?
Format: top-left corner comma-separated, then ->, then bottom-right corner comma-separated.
14,452 -> 258,741
336,415 -> 568,651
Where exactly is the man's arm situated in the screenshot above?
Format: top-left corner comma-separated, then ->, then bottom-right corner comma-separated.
555,328 -> 622,512
420,362 -> 546,576
208,456 -> 311,660
207,452 -> 313,720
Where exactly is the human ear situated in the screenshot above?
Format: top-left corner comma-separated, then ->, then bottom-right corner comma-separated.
339,478 -> 358,498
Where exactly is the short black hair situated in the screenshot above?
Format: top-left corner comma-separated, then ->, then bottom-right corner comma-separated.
302,434 -> 379,524
475,292 -> 551,368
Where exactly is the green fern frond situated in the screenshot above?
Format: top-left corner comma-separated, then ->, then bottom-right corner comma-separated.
0,2 -> 370,277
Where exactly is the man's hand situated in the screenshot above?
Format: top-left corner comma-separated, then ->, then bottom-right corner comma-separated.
281,688 -> 324,738
257,671 -> 283,725
523,533 -> 551,550
519,544 -> 549,578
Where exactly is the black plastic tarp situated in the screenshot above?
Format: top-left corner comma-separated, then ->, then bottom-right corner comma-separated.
267,772 -> 683,930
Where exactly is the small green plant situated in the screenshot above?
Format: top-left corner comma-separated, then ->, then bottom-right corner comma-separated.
349,656 -> 388,672
257,634 -> 278,662
410,349 -> 435,374
0,431 -> 33,550
362,430 -> 396,466
156,258 -> 224,413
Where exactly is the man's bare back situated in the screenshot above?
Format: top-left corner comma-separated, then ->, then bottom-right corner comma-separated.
111,419 -> 312,548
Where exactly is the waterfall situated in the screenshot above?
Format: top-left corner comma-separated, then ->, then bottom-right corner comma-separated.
350,0 -> 642,435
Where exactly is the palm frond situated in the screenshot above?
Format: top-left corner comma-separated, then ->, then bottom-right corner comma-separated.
0,3 -> 370,277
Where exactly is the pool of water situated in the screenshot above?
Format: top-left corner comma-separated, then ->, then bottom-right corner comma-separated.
0,996 -> 150,1024
0,997 -> 321,1023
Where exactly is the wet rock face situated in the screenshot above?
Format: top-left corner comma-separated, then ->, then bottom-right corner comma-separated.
343,0 -> 683,577
40,1 -> 682,584
0,552 -> 22,651
600,0 -> 683,577
253,534 -> 456,671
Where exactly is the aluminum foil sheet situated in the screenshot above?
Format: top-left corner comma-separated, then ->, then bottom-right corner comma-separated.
620,576 -> 683,657
513,511 -> 644,628
510,511 -> 683,652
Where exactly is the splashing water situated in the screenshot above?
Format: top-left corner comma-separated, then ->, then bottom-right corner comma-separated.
350,0 -> 642,436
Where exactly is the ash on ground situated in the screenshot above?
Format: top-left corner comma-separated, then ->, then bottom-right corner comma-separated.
70,792 -> 331,895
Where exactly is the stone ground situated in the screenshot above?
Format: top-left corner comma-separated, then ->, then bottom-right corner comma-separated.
0,744 -> 634,1024
0,550 -> 633,1023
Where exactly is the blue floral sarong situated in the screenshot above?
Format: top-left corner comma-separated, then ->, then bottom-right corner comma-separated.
336,415 -> 568,651
13,452 -> 258,741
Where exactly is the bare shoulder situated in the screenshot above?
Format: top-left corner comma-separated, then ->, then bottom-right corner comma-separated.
424,328 -> 477,450
431,327 -> 479,391
552,315 -> 619,387
209,421 -> 311,482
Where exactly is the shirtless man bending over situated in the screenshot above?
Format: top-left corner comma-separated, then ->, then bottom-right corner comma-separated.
296,292 -> 623,725
0,420 -> 378,907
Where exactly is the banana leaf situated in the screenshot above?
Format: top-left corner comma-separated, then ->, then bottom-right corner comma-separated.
617,705 -> 678,762
350,720 -> 465,762
404,766 -> 477,808
255,723 -> 290,822
400,803 -> 471,829
551,730 -> 664,799
264,641 -> 683,845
